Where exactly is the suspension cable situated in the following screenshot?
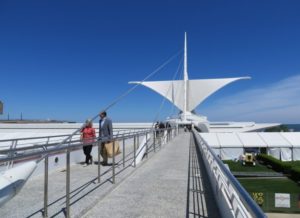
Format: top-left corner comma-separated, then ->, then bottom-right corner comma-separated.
150,54 -> 184,129
57,49 -> 183,147
35,50 -> 182,164
168,55 -> 184,118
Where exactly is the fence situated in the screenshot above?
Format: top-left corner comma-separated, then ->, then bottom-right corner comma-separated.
0,127 -> 178,217
193,129 -> 267,218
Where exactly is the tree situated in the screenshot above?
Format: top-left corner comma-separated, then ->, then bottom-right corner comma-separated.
265,125 -> 289,132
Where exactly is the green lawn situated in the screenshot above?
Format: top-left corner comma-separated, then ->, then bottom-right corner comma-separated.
238,178 -> 300,193
224,159 -> 300,212
223,160 -> 274,172
286,161 -> 300,167
238,178 -> 300,213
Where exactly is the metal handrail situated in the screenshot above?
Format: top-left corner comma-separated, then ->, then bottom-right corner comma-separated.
0,128 -> 173,164
0,128 -> 147,144
0,134 -> 75,143
0,126 -> 177,218
192,129 -> 267,218
0,129 -> 148,169
0,129 -> 147,154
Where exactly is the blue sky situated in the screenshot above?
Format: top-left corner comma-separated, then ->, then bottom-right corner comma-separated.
0,0 -> 300,123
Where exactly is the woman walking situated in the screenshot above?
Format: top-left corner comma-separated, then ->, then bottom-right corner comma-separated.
81,119 -> 96,166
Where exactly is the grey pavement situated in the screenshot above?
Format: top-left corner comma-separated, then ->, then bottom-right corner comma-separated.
0,131 -> 221,218
267,213 -> 300,218
82,132 -> 219,218
187,133 -> 220,218
0,136 -> 151,218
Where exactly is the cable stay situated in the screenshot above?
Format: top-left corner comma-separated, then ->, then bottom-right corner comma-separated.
151,54 -> 184,128
36,49 -> 184,162
168,60 -> 184,119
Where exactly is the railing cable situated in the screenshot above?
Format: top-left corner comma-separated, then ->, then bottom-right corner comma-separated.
150,53 -> 184,129
3,50 -> 182,165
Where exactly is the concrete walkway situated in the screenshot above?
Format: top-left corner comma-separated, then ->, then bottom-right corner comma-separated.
0,136 -> 145,218
0,132 -> 221,217
83,132 -> 219,218
267,213 -> 300,218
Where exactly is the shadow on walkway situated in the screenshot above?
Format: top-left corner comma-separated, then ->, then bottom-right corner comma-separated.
186,133 -> 220,218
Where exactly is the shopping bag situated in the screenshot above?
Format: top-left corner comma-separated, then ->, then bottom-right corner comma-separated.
104,140 -> 121,158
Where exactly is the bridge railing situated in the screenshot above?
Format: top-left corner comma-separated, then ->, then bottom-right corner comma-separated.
192,129 -> 267,218
0,127 -> 178,218
0,128 -> 148,167
0,128 -> 146,150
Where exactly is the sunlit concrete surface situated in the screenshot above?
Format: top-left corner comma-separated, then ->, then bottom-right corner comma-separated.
83,132 -> 220,218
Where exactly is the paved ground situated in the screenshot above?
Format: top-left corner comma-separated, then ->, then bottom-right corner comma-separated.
3,129 -> 292,218
0,136 -> 151,218
187,133 -> 220,218
0,131 -> 236,218
83,132 -> 220,218
82,132 -> 190,218
267,213 -> 300,218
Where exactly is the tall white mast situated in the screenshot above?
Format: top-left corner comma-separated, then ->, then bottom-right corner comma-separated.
183,32 -> 188,121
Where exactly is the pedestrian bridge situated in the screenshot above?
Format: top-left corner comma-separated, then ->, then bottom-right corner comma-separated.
0,128 -> 265,218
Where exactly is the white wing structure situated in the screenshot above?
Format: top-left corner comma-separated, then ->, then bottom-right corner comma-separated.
130,33 -> 251,122
130,77 -> 250,112
128,33 -> 269,133
0,161 -> 37,206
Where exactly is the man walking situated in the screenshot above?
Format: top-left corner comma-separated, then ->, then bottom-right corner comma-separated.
99,111 -> 113,165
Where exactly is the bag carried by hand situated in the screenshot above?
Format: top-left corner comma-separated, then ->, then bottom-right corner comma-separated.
104,140 -> 121,158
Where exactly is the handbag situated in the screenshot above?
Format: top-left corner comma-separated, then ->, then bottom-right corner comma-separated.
104,140 -> 121,158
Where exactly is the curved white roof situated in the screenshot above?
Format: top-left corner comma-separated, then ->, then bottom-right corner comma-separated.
131,77 -> 250,112
281,132 -> 300,147
199,132 -> 300,148
237,133 -> 267,147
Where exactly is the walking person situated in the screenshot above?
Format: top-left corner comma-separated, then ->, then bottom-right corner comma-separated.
166,122 -> 171,140
154,121 -> 160,139
81,119 -> 96,166
99,111 -> 113,166
159,122 -> 165,136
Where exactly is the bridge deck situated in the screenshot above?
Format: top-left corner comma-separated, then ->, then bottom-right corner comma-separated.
0,132 -> 220,217
83,132 -> 220,218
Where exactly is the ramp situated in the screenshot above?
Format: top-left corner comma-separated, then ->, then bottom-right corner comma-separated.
83,132 -> 220,218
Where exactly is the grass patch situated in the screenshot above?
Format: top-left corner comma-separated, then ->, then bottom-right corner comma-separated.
238,178 -> 300,213
238,178 -> 300,193
224,158 -> 300,212
223,160 -> 274,172
287,161 -> 300,167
